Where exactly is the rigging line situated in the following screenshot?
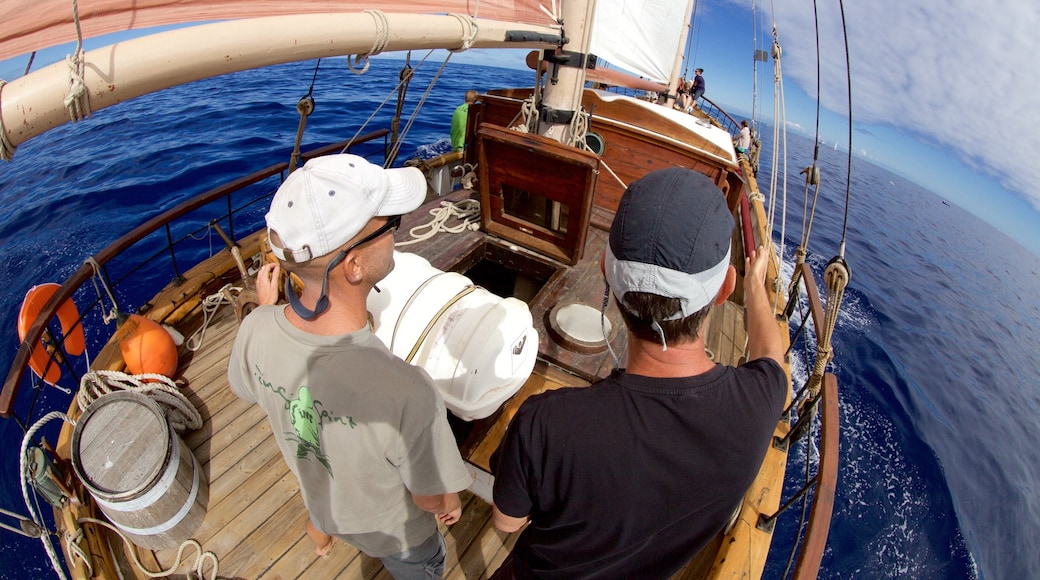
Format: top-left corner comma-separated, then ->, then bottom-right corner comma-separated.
340,50 -> 436,156
683,0 -> 698,77
23,52 -> 36,76
837,0 -> 853,255
690,0 -> 703,71
385,52 -> 453,166
305,59 -> 321,98
799,0 -> 825,250
765,25 -> 789,276
751,0 -> 759,131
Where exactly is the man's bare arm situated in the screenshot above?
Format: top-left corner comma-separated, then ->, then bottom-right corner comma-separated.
412,492 -> 463,525
744,245 -> 785,365
492,504 -> 529,533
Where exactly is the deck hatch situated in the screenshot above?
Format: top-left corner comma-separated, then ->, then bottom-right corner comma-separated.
476,124 -> 599,265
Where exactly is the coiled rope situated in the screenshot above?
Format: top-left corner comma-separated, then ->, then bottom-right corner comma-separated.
20,412 -> 74,580
449,14 -> 480,52
77,370 -> 202,433
77,517 -> 218,580
186,284 -> 242,352
347,10 -> 390,74
64,0 -> 91,122
394,199 -> 481,247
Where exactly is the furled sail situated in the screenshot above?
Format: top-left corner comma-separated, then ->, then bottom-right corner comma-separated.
0,0 -> 556,61
589,0 -> 690,85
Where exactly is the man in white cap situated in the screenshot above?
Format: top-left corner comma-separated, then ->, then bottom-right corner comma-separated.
228,154 -> 472,578
489,168 -> 786,578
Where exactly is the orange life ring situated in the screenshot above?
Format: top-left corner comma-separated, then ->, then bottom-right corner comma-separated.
17,283 -> 86,386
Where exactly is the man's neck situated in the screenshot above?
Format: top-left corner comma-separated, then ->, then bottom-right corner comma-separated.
624,334 -> 716,378
283,290 -> 370,336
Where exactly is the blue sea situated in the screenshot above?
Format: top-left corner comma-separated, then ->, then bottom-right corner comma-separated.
1,59 -> 1039,579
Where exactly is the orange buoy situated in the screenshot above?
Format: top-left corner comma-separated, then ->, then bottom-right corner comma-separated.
18,283 -> 87,386
116,314 -> 178,377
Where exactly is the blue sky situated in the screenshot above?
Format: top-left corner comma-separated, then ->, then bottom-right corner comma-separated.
3,1 -> 1039,255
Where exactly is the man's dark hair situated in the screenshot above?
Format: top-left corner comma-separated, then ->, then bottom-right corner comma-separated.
616,292 -> 713,345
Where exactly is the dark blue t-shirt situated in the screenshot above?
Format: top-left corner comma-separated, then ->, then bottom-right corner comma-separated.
693,74 -> 705,94
491,359 -> 786,579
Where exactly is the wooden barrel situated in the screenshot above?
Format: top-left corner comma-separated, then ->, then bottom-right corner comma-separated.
71,390 -> 208,550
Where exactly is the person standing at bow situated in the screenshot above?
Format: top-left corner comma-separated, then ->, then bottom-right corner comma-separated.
736,119 -> 752,155
229,154 -> 472,578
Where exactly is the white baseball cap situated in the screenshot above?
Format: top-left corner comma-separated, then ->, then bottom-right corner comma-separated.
266,154 -> 426,263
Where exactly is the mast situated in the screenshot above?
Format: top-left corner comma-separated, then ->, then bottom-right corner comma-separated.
666,0 -> 697,106
536,0 -> 597,143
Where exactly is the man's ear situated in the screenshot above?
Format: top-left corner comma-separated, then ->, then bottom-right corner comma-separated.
599,249 -> 606,276
715,265 -> 737,305
340,252 -> 365,284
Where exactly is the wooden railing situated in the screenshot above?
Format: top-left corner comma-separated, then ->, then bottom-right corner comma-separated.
1,131 -> 388,420
768,260 -> 840,579
738,152 -> 838,578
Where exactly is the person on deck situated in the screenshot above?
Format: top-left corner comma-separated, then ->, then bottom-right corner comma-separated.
736,119 -> 752,155
489,168 -> 787,579
691,68 -> 706,109
675,77 -> 691,111
451,90 -> 478,152
229,154 -> 472,578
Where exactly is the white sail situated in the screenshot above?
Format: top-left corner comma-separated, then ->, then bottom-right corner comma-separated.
589,0 -> 691,85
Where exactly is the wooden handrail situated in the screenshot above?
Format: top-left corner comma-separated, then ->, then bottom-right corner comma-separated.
1,132 -> 388,417
792,371 -> 839,579
794,262 -> 826,336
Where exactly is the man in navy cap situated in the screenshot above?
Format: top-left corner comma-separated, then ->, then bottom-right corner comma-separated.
489,167 -> 786,578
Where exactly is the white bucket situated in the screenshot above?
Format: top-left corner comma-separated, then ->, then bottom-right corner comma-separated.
369,251 -> 538,421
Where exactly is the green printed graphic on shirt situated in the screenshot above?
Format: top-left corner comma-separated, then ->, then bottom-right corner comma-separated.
254,366 -> 357,476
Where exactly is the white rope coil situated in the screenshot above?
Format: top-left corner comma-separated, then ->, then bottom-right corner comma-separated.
20,412 -> 76,580
78,370 -> 202,433
63,527 -> 93,577
395,199 -> 481,247
449,14 -> 480,52
513,96 -> 537,133
78,517 -> 218,580
186,284 -> 240,352
567,108 -> 589,148
64,49 -> 91,122
348,10 -> 391,74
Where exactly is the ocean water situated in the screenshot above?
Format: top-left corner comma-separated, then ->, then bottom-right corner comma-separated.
1,59 -> 1038,579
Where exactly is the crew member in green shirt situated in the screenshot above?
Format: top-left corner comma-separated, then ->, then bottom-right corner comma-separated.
451,90 -> 478,152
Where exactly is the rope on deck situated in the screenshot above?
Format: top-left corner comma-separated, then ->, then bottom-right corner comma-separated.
78,370 -> 202,433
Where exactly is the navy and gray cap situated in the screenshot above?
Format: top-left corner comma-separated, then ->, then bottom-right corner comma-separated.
604,167 -> 734,319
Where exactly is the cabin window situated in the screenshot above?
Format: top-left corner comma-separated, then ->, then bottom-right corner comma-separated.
502,185 -> 570,237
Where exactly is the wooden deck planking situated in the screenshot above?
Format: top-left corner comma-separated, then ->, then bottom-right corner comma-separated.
260,534 -> 326,579
219,492 -> 312,577
705,301 -> 747,367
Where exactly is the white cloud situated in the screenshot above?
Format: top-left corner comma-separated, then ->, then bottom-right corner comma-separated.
763,0 -> 1040,210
